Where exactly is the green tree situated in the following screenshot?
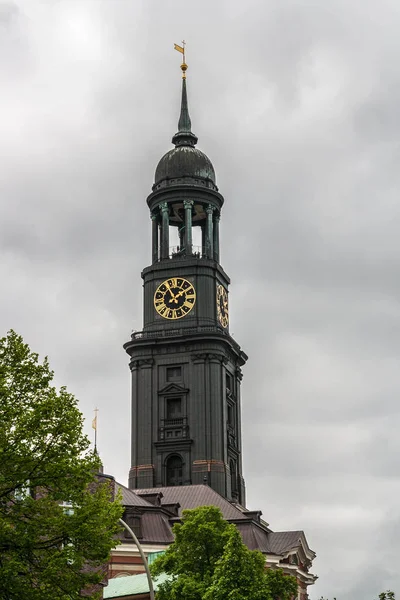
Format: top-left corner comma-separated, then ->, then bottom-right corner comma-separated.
0,330 -> 123,600
204,525 -> 270,600
151,505 -> 230,600
150,505 -> 298,600
265,567 -> 299,600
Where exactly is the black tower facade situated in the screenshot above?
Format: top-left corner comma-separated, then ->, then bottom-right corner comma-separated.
124,62 -> 247,505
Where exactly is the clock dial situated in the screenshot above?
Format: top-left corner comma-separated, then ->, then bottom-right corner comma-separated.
154,277 -> 196,320
216,284 -> 229,328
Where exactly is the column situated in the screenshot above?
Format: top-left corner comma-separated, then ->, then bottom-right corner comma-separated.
205,204 -> 214,259
151,212 -> 159,264
213,212 -> 220,263
160,202 -> 169,260
183,199 -> 193,255
178,224 -> 185,250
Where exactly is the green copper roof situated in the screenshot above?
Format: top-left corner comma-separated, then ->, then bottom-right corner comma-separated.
147,550 -> 165,565
104,572 -> 170,599
154,145 -> 216,185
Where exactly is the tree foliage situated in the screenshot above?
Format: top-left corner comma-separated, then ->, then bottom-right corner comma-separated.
203,525 -> 270,600
150,505 -> 298,600
264,566 -> 299,600
0,330 -> 123,600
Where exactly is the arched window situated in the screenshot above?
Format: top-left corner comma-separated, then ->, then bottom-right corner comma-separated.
166,455 -> 183,486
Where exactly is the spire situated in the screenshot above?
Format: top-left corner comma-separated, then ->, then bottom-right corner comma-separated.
172,44 -> 198,147
177,77 -> 191,133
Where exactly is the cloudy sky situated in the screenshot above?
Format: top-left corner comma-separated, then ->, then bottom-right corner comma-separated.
1,0 -> 400,597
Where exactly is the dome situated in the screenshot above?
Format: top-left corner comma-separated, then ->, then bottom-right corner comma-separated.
154,146 -> 216,186
152,69 -> 218,191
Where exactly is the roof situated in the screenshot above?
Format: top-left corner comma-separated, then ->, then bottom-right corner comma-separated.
232,523 -> 309,556
104,572 -> 170,599
117,484 -> 315,559
115,483 -> 154,508
155,146 -> 216,186
267,530 -> 304,555
139,512 -> 174,544
237,522 -> 270,553
136,485 -> 249,521
116,482 -> 174,544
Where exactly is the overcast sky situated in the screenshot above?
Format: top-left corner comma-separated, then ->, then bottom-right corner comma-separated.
1,0 -> 399,597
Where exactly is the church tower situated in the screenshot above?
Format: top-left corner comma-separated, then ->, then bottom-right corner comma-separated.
124,58 -> 247,505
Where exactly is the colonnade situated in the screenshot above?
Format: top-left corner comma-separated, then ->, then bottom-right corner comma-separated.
151,202 -> 220,264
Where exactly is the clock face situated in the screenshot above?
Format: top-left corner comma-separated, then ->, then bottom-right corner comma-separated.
154,277 -> 196,320
216,284 -> 229,328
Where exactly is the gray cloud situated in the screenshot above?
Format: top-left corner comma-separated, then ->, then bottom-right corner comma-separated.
1,1 -> 399,598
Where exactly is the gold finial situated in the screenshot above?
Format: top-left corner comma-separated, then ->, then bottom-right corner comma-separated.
174,40 -> 187,78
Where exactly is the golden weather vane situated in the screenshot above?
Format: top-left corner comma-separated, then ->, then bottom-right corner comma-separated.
174,40 -> 188,78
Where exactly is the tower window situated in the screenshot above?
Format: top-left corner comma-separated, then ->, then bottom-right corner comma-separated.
166,455 -> 183,486
166,366 -> 182,382
166,397 -> 182,419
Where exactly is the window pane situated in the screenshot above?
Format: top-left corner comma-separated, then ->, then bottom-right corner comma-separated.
166,397 -> 182,418
166,366 -> 182,382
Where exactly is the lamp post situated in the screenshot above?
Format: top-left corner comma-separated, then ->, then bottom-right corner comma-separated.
118,518 -> 155,600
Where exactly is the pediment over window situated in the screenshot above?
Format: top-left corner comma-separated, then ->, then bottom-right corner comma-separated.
158,383 -> 189,395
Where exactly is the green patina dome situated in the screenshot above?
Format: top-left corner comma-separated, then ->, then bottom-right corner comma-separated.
155,146 -> 216,185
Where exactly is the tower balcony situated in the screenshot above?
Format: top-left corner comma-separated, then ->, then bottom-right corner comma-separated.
159,416 -> 190,441
126,324 -> 247,366
130,324 -> 227,341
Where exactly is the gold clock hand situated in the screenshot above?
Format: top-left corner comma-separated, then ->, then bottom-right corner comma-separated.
172,290 -> 183,304
175,290 -> 185,298
165,281 -> 176,301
